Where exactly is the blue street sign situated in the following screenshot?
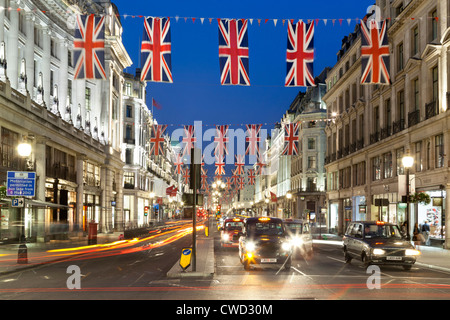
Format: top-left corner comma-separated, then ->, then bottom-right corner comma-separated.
11,198 -> 24,207
6,171 -> 36,197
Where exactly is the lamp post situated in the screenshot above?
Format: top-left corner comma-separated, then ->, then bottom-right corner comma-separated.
17,138 -> 32,264
286,192 -> 292,218
402,151 -> 414,240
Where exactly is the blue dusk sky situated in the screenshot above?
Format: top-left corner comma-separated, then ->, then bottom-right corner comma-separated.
113,0 -> 375,129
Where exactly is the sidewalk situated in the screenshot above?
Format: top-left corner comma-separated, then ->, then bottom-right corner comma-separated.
313,233 -> 450,273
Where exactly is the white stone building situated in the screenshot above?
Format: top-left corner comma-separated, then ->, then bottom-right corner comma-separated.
324,0 -> 450,248
0,0 -> 144,243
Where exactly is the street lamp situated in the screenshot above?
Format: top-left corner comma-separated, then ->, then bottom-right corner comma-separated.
17,139 -> 32,264
286,192 -> 292,219
17,142 -> 32,157
402,151 -> 414,240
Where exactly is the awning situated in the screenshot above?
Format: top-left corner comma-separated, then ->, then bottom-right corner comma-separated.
0,198 -> 70,208
25,199 -> 70,209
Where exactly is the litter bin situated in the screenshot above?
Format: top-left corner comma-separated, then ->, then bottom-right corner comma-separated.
88,221 -> 98,245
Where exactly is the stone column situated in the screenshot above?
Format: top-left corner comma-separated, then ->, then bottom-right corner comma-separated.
58,38 -> 69,116
25,12 -> 35,93
41,26 -> 51,108
445,183 -> 450,249
7,0 -> 19,89
35,137 -> 47,242
76,155 -> 85,233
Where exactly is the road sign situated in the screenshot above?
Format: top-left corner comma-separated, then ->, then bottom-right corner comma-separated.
179,247 -> 192,270
11,198 -> 25,208
6,171 -> 36,197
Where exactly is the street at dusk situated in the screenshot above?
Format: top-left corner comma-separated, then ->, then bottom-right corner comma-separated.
1,0 -> 450,313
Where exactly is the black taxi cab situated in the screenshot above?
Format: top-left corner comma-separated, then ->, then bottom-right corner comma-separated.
343,221 -> 420,270
239,217 -> 292,270
220,217 -> 244,248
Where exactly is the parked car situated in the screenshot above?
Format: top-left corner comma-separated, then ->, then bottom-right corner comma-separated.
239,217 -> 292,270
220,217 -> 244,248
343,221 -> 420,270
283,219 -> 313,259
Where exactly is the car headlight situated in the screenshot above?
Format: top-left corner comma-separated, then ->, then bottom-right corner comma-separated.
290,236 -> 303,247
245,242 -> 256,251
372,248 -> 385,255
405,249 -> 421,256
222,234 -> 229,241
282,242 -> 291,251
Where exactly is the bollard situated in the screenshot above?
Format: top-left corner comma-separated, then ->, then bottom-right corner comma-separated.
17,235 -> 28,264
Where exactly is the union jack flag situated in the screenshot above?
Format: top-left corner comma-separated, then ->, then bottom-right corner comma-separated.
218,19 -> 250,86
173,152 -> 183,175
245,124 -> 262,156
201,169 -> 208,190
215,155 -> 226,176
149,124 -> 167,156
141,17 -> 173,83
225,177 -> 233,190
235,155 -> 245,175
236,177 -> 244,190
285,21 -> 315,87
182,125 -> 197,156
282,122 -> 300,156
214,125 -> 229,157
360,19 -> 390,84
231,168 -> 239,185
255,152 -> 267,176
183,168 -> 190,185
247,169 -> 255,185
73,14 -> 106,80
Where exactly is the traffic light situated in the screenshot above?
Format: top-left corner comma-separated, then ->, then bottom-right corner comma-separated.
144,206 -> 149,216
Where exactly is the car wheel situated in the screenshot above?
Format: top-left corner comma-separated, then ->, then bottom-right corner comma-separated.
403,265 -> 412,271
362,253 -> 371,268
243,258 -> 250,270
284,257 -> 292,270
344,249 -> 352,263
306,249 -> 314,260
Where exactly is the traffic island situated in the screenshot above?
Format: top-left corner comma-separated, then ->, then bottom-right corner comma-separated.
167,234 -> 214,278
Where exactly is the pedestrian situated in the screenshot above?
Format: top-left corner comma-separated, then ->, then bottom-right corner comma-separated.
413,223 -> 422,248
421,220 -> 430,246
401,221 -> 409,240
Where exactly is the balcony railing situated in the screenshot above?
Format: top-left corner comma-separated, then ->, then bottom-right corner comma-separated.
380,125 -> 391,139
425,101 -> 438,120
356,138 -> 364,150
369,131 -> 379,144
408,110 -> 420,127
392,119 -> 405,134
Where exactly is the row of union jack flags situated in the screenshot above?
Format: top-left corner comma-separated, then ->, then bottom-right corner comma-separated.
149,121 -> 300,166
73,14 -> 391,86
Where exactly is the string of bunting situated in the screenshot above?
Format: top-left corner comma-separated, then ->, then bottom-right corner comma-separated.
7,6 -> 441,25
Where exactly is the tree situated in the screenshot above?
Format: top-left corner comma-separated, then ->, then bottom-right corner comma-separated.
409,192 -> 431,205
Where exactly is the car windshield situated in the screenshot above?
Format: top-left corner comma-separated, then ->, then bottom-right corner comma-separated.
248,222 -> 284,236
285,223 -> 303,235
225,221 -> 244,231
364,224 -> 402,239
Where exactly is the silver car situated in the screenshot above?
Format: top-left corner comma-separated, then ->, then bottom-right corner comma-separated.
343,221 -> 420,270
283,219 -> 313,260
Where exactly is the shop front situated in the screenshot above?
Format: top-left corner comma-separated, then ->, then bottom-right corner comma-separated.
372,193 -> 405,226
416,190 -> 446,246
329,201 -> 339,234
